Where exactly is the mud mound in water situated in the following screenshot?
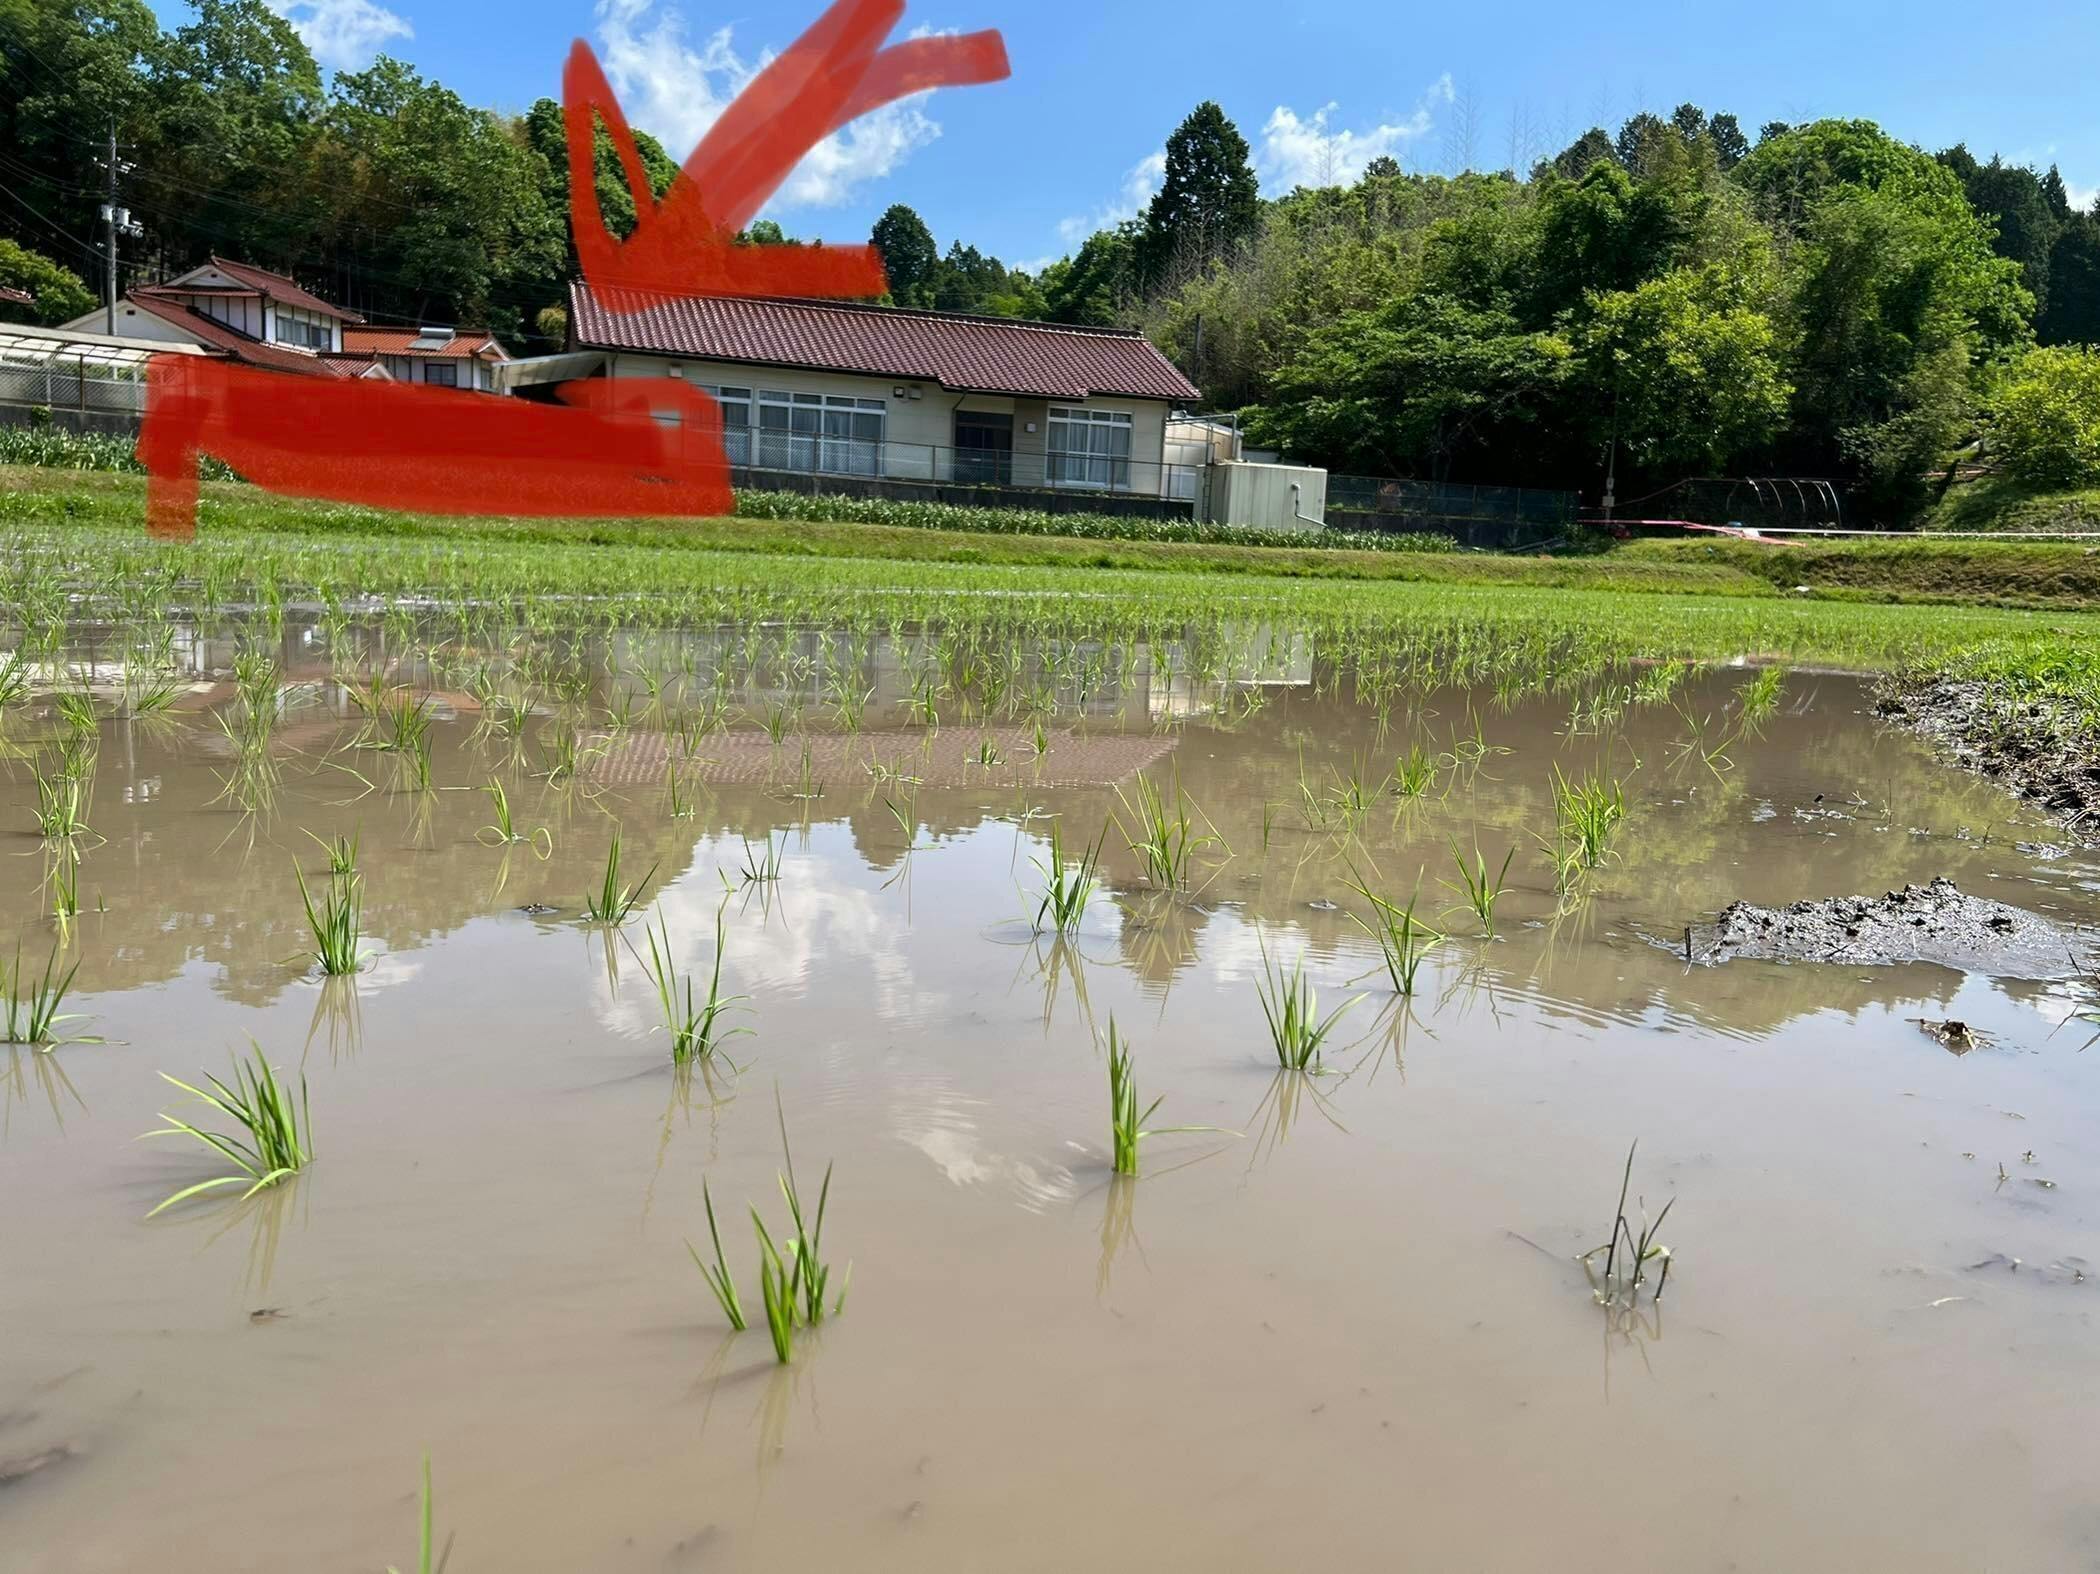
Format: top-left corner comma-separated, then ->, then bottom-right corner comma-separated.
1687,877 -> 2087,978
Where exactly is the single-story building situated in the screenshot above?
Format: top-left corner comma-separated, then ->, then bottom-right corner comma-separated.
535,283 -> 1202,498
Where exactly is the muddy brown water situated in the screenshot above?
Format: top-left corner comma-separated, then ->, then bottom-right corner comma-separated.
4,636 -> 2100,1573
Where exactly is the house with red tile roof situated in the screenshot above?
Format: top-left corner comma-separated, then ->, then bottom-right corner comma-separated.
341,325 -> 510,391
61,258 -> 506,388
544,283 -> 1202,499
62,257 -> 383,380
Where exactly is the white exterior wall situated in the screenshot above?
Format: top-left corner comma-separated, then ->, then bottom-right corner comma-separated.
85,303 -> 212,346
1198,462 -> 1328,532
604,351 -> 1172,492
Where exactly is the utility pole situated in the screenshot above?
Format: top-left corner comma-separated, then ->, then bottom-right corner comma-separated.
102,118 -> 118,333
98,121 -> 140,334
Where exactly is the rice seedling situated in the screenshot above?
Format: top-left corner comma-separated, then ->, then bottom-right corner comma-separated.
536,729 -> 581,782
53,689 -> 98,735
1738,665 -> 1787,725
31,762 -> 92,840
122,672 -> 183,718
664,764 -> 697,820
0,945 -> 92,1047
1256,938 -> 1361,1069
305,829 -> 360,878
1551,765 -> 1626,870
1392,743 -> 1440,799
47,851 -> 81,922
1103,1017 -> 1227,1176
1443,838 -> 1516,936
753,1214 -> 798,1363
788,738 -> 820,800
639,907 -> 749,1064
0,650 -> 28,708
1343,873 -> 1442,996
1117,771 -> 1222,892
294,864 -> 366,976
688,1178 -> 748,1330
1581,1142 -> 1676,1305
584,828 -> 656,923
384,1456 -> 449,1574
737,831 -> 785,885
1031,820 -> 1103,934
748,1105 -> 849,1364
1324,755 -> 1387,826
882,795 -> 922,851
143,1040 -> 313,1216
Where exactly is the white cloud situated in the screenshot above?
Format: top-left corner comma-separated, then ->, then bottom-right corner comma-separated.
1049,150 -> 1166,253
2067,181 -> 2099,214
594,0 -> 941,212
268,0 -> 412,70
1256,74 -> 1453,191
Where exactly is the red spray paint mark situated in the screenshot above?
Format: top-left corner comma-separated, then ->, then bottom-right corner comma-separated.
565,0 -> 1008,302
138,0 -> 1009,541
140,358 -> 733,540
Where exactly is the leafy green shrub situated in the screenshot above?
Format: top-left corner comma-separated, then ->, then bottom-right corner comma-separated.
1988,347 -> 2100,488
0,423 -> 237,481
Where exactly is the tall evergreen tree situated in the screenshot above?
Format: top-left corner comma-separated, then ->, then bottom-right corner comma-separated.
1137,101 -> 1259,288
870,204 -> 938,306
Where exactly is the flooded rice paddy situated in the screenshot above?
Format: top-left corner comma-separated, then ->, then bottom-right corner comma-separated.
4,616 -> 2100,1573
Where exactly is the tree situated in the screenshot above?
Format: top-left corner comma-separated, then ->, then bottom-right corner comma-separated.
1708,114 -> 1750,172
1614,112 -> 1670,177
1247,291 -> 1572,479
0,240 -> 95,324
1042,222 -> 1139,326
1669,103 -> 1708,144
2042,214 -> 2100,345
1738,121 -> 2033,512
309,56 -> 563,333
1553,127 -> 1618,180
148,0 -> 324,265
1137,101 -> 1259,288
0,0 -> 166,285
1938,148 -> 2058,314
870,204 -> 938,306
1576,266 -> 1790,470
1528,161 -> 1696,318
1987,345 -> 2100,484
1361,155 -> 1402,181
2040,166 -> 2072,223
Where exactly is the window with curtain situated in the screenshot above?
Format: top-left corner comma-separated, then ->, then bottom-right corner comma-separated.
1047,407 -> 1133,489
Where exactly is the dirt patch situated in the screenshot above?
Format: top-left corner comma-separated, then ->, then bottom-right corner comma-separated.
1875,676 -> 2100,841
1686,877 -> 2088,979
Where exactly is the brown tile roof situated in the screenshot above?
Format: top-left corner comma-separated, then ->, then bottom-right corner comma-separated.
205,256 -> 362,322
342,326 -> 509,359
0,286 -> 34,306
568,284 -> 1199,403
126,291 -> 367,379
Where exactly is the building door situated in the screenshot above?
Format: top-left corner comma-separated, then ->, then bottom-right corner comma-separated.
954,411 -> 1013,485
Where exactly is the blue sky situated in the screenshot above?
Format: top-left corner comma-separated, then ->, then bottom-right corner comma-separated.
192,1 -> 2100,270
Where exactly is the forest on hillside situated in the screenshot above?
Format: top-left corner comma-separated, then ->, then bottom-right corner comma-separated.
6,0 -> 2100,515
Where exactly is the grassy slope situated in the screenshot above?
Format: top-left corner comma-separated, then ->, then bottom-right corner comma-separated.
1917,474 -> 2100,534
